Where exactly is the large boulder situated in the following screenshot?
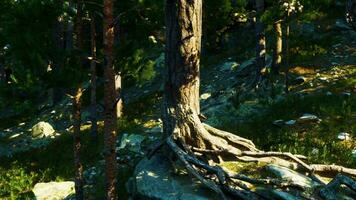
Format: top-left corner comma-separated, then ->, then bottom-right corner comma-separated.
32,181 -> 75,200
31,121 -> 55,138
130,153 -> 220,200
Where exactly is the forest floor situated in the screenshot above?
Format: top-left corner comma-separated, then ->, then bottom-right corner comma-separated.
0,15 -> 355,200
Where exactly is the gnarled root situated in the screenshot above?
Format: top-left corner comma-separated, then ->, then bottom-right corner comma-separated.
162,106 -> 356,199
162,106 -> 356,200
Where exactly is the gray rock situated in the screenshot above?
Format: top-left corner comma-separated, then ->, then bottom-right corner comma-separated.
290,76 -> 306,86
285,120 -> 297,125
334,19 -> 352,30
132,154 -> 220,200
31,121 -> 55,138
273,119 -> 285,127
337,132 -> 350,141
265,164 -> 320,188
297,113 -> 321,123
32,181 -> 75,200
118,134 -> 146,153
220,61 -> 238,71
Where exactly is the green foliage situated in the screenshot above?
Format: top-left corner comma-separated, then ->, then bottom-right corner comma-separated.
0,163 -> 36,199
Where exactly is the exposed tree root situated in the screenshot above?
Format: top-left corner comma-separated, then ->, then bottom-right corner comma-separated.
163,109 -> 356,199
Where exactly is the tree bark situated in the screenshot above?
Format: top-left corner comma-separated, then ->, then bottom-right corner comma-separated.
73,87 -> 84,200
73,0 -> 84,199
103,0 -> 118,199
164,0 -> 204,148
272,20 -> 282,74
90,14 -> 98,138
283,12 -> 290,93
254,0 -> 266,78
115,74 -> 123,118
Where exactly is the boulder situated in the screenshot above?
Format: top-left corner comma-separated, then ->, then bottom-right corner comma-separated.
31,122 -> 55,138
131,154 -> 220,200
265,164 -> 320,189
118,133 -> 146,153
32,181 -> 75,200
297,113 -> 321,124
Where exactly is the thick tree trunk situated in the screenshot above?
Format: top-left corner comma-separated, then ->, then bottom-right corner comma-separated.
90,15 -> 98,138
103,0 -> 118,199
164,0 -> 204,148
272,20 -> 282,74
162,2 -> 356,199
254,0 -> 266,78
73,0 -> 84,199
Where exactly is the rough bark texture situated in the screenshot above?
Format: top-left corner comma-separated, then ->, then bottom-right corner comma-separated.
90,14 -> 98,138
164,0 -> 203,148
103,0 -> 118,199
73,87 -> 84,200
272,20 -> 282,75
254,0 -> 266,77
115,74 -> 123,118
284,13 -> 290,93
73,1 -> 84,199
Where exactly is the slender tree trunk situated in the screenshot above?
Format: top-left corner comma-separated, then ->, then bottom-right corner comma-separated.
164,0 -> 204,148
255,0 -> 266,78
53,11 -> 65,105
0,64 -> 5,84
90,14 -> 98,138
103,0 -> 118,199
284,12 -> 290,93
115,74 -> 122,118
66,0 -> 74,52
272,20 -> 282,74
73,0 -> 84,199
73,87 -> 84,200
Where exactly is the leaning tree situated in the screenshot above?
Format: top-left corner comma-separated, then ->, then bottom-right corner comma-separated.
161,0 -> 356,199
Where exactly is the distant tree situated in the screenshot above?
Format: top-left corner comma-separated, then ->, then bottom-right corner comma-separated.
90,14 -> 98,138
73,0 -> 84,199
272,19 -> 282,74
255,0 -> 266,80
103,0 -> 118,199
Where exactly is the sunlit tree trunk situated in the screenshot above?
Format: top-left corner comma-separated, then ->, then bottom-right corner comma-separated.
284,12 -> 290,93
90,14 -> 98,138
73,0 -> 84,199
103,0 -> 118,198
164,0 -> 206,148
255,0 -> 266,78
272,20 -> 282,74
115,74 -> 122,118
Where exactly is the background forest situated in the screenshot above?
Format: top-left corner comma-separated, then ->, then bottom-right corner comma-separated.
0,0 -> 355,199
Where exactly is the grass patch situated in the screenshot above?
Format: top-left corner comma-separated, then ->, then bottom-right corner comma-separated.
222,90 -> 356,167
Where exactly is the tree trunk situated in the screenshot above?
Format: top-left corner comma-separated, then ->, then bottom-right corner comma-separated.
73,87 -> 84,200
73,0 -> 84,199
115,74 -> 123,118
162,2 -> 356,199
90,14 -> 98,138
103,0 -> 118,199
254,0 -> 266,78
66,0 -> 74,52
272,20 -> 282,74
164,0 -> 204,148
52,8 -> 65,105
284,13 -> 290,93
